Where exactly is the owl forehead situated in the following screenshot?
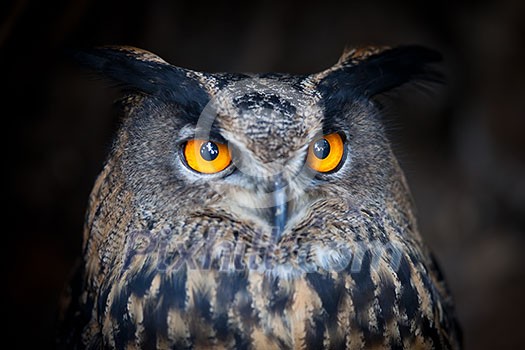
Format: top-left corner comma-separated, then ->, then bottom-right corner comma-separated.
211,77 -> 323,162
233,91 -> 297,119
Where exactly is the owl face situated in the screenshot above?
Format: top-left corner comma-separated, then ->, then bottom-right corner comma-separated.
62,46 -> 463,350
168,76 -> 346,240
120,77 -> 383,272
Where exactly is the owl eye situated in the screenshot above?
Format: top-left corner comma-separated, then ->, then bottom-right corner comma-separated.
307,133 -> 345,173
183,140 -> 231,174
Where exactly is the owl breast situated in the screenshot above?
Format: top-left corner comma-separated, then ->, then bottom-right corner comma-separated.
92,201 -> 456,350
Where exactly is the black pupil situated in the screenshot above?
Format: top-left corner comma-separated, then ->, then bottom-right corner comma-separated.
313,138 -> 330,159
200,141 -> 219,161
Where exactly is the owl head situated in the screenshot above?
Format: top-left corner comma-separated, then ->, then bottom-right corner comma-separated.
76,46 -> 441,267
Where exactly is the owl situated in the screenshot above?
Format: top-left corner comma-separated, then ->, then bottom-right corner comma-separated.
58,45 -> 462,349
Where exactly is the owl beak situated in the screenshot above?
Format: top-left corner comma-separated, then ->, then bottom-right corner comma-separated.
272,175 -> 288,241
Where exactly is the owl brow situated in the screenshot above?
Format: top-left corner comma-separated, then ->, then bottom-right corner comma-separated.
177,105 -> 227,143
208,125 -> 227,143
192,123 -> 227,144
321,103 -> 349,135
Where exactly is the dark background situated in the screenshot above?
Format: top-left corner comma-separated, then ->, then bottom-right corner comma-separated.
3,0 -> 524,348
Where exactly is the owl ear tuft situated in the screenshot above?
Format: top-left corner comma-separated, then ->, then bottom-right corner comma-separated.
71,46 -> 211,114
335,46 -> 389,67
317,45 -> 443,101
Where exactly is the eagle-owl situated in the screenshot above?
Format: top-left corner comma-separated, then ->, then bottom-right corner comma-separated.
58,45 -> 462,349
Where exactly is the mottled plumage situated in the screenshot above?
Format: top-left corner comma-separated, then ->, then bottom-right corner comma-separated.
58,46 -> 461,349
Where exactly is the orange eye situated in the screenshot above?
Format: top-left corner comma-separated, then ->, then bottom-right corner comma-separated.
307,133 -> 345,173
183,139 -> 231,174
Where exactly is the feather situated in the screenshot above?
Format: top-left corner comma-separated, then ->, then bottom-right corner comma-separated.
70,46 -> 211,115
